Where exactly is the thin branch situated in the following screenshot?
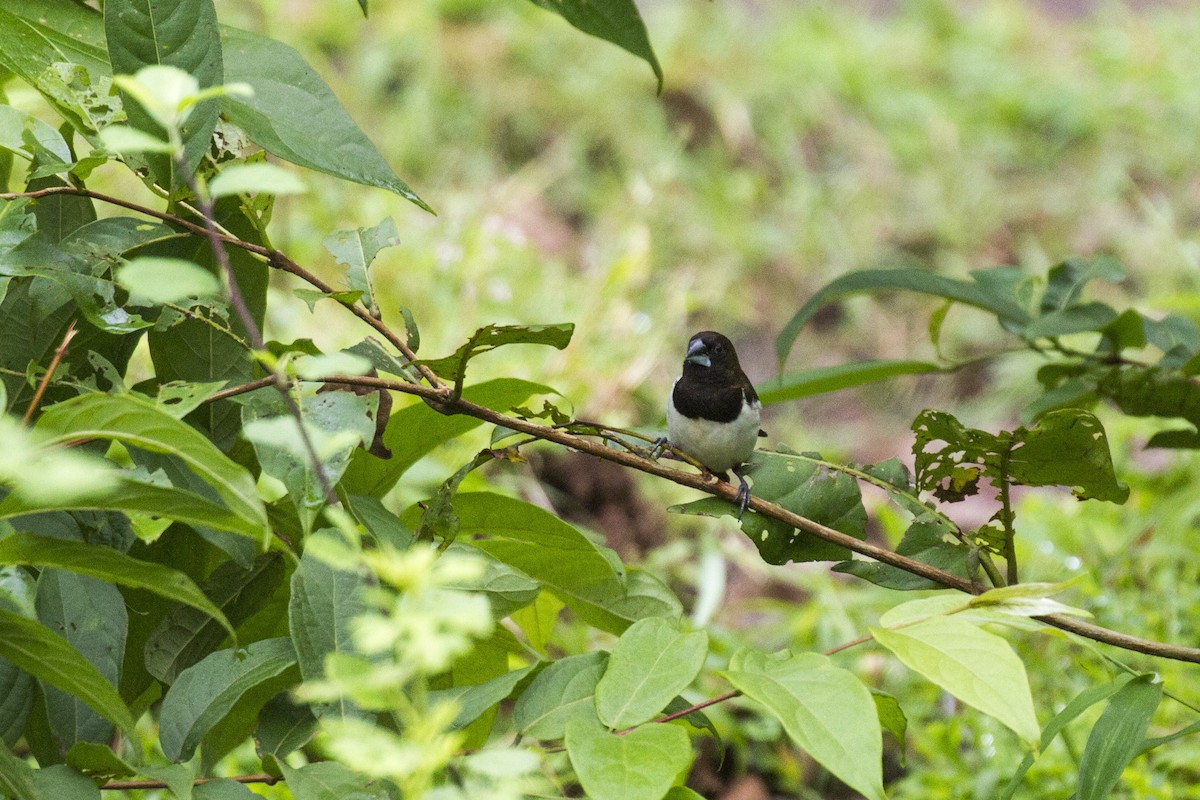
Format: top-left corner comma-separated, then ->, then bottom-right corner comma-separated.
177,164 -> 338,506
281,373 -> 1200,665
23,321 -> 78,424
101,772 -> 280,791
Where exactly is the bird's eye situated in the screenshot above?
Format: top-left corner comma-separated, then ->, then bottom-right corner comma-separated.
713,342 -> 724,353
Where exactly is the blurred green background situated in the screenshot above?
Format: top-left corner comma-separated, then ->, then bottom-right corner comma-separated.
133,0 -> 1200,794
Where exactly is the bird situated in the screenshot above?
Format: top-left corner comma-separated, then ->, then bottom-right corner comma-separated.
662,330 -> 763,519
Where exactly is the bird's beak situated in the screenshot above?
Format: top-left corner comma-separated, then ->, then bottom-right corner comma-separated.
684,339 -> 711,367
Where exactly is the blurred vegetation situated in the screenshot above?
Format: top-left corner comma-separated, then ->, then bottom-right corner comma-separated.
193,0 -> 1200,795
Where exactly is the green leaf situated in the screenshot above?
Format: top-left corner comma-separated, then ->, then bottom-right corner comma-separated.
513,652 -> 607,740
219,25 -> 429,211
277,760 -> 392,800
35,570 -> 127,749
871,690 -> 907,755
417,323 -> 574,391
116,257 -> 221,305
968,578 -> 1091,618
0,533 -> 234,637
0,607 -> 140,754
834,516 -> 970,591
322,218 -> 398,316
0,9 -> 110,122
759,360 -> 943,405
1078,675 -> 1163,800
65,742 -> 137,782
445,544 -> 539,618
527,0 -> 662,91
105,0 -> 222,189
1000,673 -> 1136,799
430,663 -> 541,730
672,450 -> 867,563
777,267 -> 1034,367
158,637 -> 298,762
341,378 -> 553,498
254,694 -> 317,774
0,738 -> 39,800
144,553 -> 285,684
595,617 -> 707,729
1040,256 -> 1125,312
30,764 -> 99,800
193,779 -> 258,800
913,408 -> 1128,504
565,718 -> 691,800
723,649 -> 885,800
33,392 -> 269,536
241,387 -> 376,526
871,616 -> 1040,746
208,162 -> 307,199
434,492 -> 662,633
288,540 -> 368,719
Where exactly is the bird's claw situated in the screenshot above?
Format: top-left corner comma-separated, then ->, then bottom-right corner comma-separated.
649,436 -> 669,460
733,467 -> 752,521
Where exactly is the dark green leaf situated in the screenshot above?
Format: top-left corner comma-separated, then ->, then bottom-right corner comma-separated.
220,26 -> 429,211
1000,673 -> 1136,799
0,533 -> 234,636
254,694 -> 316,775
759,360 -> 943,405
144,553 -> 284,684
527,0 -> 662,91
65,742 -> 136,782
105,0 -> 222,189
288,541 -> 368,720
834,516 -> 970,590
0,735 -> 38,800
672,450 -> 867,563
429,663 -> 541,730
416,323 -> 574,392
1040,257 -> 1125,312
158,637 -> 298,762
36,570 -> 127,749
193,779 -> 258,800
0,607 -> 140,754
33,393 -> 269,535
277,760 -> 393,800
30,764 -> 99,800
1078,675 -> 1162,800
322,218 -> 398,316
1022,302 -> 1118,341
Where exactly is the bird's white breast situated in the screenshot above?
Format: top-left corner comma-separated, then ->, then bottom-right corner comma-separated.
667,385 -> 761,474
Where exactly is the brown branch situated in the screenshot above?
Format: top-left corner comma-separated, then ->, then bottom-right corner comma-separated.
279,373 -> 1200,665
23,321 -> 78,424
101,772 -> 280,791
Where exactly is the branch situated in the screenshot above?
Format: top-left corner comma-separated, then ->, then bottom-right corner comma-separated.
292,373 -> 1200,665
101,773 -> 280,791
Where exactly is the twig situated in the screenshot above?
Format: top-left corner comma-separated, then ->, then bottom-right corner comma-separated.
178,164 -> 338,506
23,321 -> 78,424
101,772 -> 280,791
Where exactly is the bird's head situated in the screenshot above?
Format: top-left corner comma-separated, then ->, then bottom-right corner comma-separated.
682,330 -> 741,374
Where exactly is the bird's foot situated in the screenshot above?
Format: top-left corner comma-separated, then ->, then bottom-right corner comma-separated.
733,466 -> 752,521
649,436 -> 669,460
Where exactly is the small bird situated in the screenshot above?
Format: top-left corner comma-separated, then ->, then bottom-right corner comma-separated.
664,330 -> 763,518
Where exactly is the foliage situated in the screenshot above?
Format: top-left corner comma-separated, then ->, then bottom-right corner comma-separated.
0,1 -> 1199,799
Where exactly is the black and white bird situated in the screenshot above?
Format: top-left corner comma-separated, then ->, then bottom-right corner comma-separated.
665,330 -> 763,518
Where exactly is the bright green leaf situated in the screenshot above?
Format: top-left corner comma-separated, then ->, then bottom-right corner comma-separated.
724,648 -> 885,800
595,617 -> 707,729
759,360 -> 943,405
1078,675 -> 1163,800
872,616 -> 1040,746
116,256 -> 221,305
209,162 -> 307,199
565,718 -> 691,800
